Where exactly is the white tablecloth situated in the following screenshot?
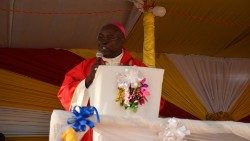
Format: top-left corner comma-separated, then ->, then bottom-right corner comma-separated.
49,110 -> 250,141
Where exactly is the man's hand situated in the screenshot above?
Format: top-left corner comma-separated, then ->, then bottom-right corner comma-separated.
85,58 -> 104,88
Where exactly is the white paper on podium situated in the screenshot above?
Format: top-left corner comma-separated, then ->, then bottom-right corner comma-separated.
89,65 -> 164,119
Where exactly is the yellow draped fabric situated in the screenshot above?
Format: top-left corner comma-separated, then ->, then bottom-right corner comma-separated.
67,48 -> 96,59
0,69 -> 62,111
156,55 -> 207,119
229,81 -> 250,121
143,12 -> 155,67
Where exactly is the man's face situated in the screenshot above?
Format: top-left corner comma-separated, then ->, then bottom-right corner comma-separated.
97,25 -> 124,58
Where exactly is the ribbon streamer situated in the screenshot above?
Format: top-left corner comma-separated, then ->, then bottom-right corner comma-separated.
67,106 -> 100,132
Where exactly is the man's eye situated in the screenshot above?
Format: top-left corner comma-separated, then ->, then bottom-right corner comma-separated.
107,36 -> 115,39
98,36 -> 104,40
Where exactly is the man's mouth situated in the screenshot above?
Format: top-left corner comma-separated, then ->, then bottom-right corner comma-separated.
102,46 -> 107,50
100,46 -> 107,51
99,46 -> 108,55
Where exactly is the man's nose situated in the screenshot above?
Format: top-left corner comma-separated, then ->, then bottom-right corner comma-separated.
99,39 -> 109,44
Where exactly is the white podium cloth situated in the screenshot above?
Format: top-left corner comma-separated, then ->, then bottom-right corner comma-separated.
49,110 -> 250,141
90,66 -> 164,119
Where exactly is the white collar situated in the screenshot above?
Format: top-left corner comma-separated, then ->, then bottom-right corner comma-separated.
102,50 -> 123,65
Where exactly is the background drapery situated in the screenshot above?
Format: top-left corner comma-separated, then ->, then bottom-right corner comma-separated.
156,54 -> 207,119
230,83 -> 250,121
0,48 -> 249,140
0,68 -> 61,140
0,107 -> 51,136
0,48 -> 84,85
0,68 -> 61,111
0,48 -> 84,139
167,54 -> 250,120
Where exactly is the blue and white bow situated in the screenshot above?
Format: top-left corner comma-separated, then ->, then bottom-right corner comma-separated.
67,106 -> 100,132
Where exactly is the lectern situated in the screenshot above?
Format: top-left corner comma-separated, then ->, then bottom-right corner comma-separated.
89,66 -> 164,141
90,66 -> 164,119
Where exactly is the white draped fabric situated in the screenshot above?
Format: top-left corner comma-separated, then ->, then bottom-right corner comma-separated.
0,107 -> 51,137
50,110 -> 250,141
167,54 -> 250,113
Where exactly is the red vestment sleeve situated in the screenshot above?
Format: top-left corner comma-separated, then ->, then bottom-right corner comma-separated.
58,61 -> 88,111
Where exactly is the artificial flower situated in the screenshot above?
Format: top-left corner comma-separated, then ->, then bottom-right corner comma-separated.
116,68 -> 149,112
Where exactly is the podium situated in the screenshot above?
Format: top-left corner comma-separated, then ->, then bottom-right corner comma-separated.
89,66 -> 164,119
88,66 -> 164,141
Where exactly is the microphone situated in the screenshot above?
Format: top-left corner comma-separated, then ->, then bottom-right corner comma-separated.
96,51 -> 103,58
96,51 -> 103,63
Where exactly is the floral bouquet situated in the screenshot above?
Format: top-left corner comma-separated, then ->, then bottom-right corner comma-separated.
116,68 -> 150,112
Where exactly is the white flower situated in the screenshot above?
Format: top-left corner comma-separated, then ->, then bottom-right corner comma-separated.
158,118 -> 190,141
117,67 -> 143,89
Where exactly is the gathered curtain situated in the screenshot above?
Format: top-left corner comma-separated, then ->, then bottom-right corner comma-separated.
0,69 -> 62,111
0,48 -> 84,86
0,68 -> 63,137
167,54 -> 250,120
229,82 -> 250,120
0,107 -> 51,137
156,54 -> 207,119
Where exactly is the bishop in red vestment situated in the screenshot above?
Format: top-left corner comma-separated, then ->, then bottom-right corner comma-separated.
58,22 -> 165,141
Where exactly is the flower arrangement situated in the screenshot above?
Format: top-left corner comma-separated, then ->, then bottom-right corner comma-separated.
116,68 -> 150,112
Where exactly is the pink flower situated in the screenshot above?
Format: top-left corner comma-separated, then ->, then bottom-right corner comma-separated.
141,86 -> 150,97
140,78 -> 146,84
141,90 -> 149,97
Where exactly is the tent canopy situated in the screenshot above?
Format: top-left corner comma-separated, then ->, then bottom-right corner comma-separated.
0,0 -> 249,58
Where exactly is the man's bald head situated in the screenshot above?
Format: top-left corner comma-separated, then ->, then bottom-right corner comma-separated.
101,23 -> 125,39
97,23 -> 125,58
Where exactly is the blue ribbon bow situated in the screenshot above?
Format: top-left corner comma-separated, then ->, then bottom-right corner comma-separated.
67,106 -> 100,132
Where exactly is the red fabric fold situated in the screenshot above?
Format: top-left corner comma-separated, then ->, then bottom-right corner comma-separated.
159,100 -> 199,120
239,115 -> 250,123
0,48 -> 84,86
